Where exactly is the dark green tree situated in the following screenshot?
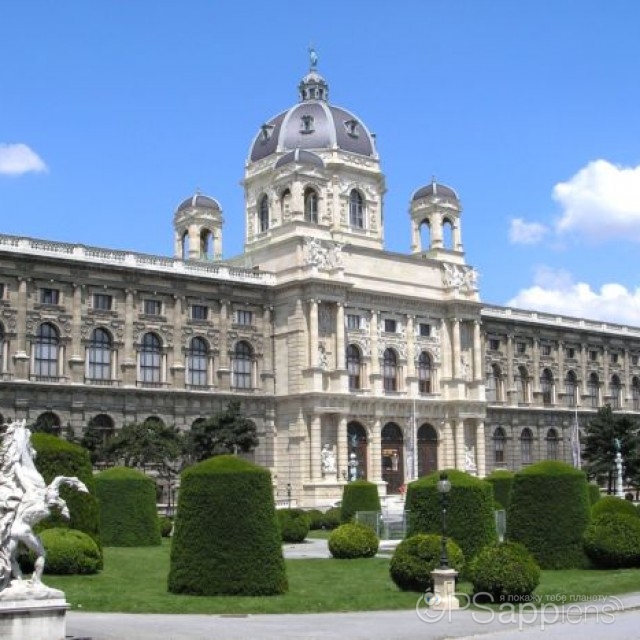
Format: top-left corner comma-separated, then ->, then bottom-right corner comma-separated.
582,405 -> 640,493
188,401 -> 258,461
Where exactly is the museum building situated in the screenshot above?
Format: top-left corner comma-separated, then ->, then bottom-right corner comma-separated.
1,61 -> 640,507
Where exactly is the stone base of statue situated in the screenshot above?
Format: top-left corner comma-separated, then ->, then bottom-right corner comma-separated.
0,581 -> 69,640
430,568 -> 460,610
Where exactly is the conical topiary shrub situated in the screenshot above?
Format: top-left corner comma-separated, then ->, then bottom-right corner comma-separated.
168,455 -> 287,596
507,461 -> 590,569
340,480 -> 381,523
95,467 -> 161,546
406,469 -> 497,560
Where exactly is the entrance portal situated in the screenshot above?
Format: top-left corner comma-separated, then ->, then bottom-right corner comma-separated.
381,422 -> 404,493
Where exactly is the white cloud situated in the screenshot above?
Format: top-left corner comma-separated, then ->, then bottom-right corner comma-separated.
0,143 -> 47,176
507,267 -> 640,325
553,159 -> 640,241
509,218 -> 548,245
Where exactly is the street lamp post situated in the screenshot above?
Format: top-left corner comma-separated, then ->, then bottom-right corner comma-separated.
286,483 -> 292,509
437,471 -> 451,569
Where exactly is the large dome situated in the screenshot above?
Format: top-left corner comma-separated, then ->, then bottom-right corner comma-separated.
249,68 -> 376,163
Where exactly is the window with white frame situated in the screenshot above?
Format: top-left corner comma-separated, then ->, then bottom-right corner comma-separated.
232,340 -> 253,389
347,314 -> 361,330
34,322 -> 59,378
140,332 -> 162,383
349,189 -> 364,228
418,351 -> 432,394
187,337 -> 209,387
236,310 -> 253,326
87,328 -> 112,380
383,348 -> 398,392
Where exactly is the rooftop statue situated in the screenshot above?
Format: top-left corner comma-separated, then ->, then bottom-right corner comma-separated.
0,420 -> 88,594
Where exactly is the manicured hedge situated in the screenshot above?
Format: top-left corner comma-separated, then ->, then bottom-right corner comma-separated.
591,495 -> 638,519
340,480 -> 381,523
168,455 -> 287,596
39,528 -> 102,575
588,483 -> 602,506
328,522 -> 379,559
507,461 -> 590,569
389,534 -> 464,592
406,470 -> 497,560
486,470 -> 515,510
95,467 -> 161,546
277,509 -> 310,543
584,513 -> 640,569
31,433 -> 101,547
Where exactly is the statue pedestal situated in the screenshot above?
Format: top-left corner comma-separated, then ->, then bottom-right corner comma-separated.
430,568 -> 459,610
0,583 -> 69,640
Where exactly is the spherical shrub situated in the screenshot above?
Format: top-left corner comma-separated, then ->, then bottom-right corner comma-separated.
328,522 -> 379,559
320,507 -> 342,530
584,513 -> 640,569
305,509 -> 325,530
159,516 -> 174,537
168,455 -> 287,596
39,528 -> 102,575
507,461 -> 590,569
278,509 -> 310,543
95,467 -> 161,546
470,542 -> 540,601
389,534 -> 464,592
340,480 -> 381,523
592,495 -> 638,519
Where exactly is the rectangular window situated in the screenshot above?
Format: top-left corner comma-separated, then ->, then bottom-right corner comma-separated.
489,338 -> 500,351
633,355 -> 639,366
566,347 -> 575,359
93,294 -> 112,311
516,342 -> 526,354
236,310 -> 252,326
610,353 -> 619,364
541,344 -> 551,356
143,299 -> 162,316
590,350 -> 598,362
347,314 -> 361,330
0,283 -> 5,300
384,319 -> 397,333
40,288 -> 60,305
191,304 -> 208,320
419,323 -> 431,337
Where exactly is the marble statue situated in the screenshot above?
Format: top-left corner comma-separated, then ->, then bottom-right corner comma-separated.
0,421 -> 88,594
464,445 -> 477,474
321,443 -> 336,474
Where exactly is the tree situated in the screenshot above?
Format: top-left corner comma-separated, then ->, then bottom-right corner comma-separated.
582,405 -> 640,493
188,401 -> 258,462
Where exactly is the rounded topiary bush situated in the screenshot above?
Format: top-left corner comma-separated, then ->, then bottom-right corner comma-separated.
305,509 -> 325,530
95,467 -> 161,546
328,522 -> 379,559
486,470 -> 515,510
31,433 -> 101,547
39,528 -> 102,575
278,508 -> 310,543
320,507 -> 342,530
588,484 -> 602,506
168,455 -> 287,596
159,516 -> 174,538
507,461 -> 590,569
340,480 -> 381,523
470,542 -> 540,601
592,495 -> 638,519
584,513 -> 640,569
389,534 -> 464,592
406,470 -> 496,560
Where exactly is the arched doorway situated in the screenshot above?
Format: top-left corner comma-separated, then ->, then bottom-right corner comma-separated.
347,421 -> 368,480
381,422 -> 404,493
417,423 -> 438,477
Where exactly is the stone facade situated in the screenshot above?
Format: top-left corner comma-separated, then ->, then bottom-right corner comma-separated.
1,63 -> 639,507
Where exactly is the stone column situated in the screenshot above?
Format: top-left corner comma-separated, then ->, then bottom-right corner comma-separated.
581,343 -> 588,399
506,333 -> 514,404
337,415 -> 348,480
452,318 -> 461,379
310,414 -> 321,481
68,284 -> 84,383
370,310 -> 379,374
309,299 -> 319,368
261,305 -> 275,393
171,296 -> 185,388
473,320 -> 482,382
440,318 -> 451,380
532,337 -> 540,395
12,278 -> 30,380
218,299 -> 231,390
335,302 -> 345,370
624,348 -> 631,406
455,419 -> 465,470
476,420 -> 486,477
370,419 -> 382,482
121,289 -> 136,387
603,345 -> 610,399
406,314 -> 416,377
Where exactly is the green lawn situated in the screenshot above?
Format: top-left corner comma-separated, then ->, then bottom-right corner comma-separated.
44,541 -> 640,614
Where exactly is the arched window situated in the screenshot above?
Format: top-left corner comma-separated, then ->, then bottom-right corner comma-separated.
521,427 -> 533,464
304,188 -> 318,223
418,351 -> 432,394
346,344 -> 362,391
419,219 -> 431,251
383,348 -> 397,392
34,411 -> 61,435
34,322 -> 59,378
258,195 -> 269,233
493,427 -> 506,465
140,332 -> 162,384
181,230 -> 189,260
564,371 -> 577,407
280,188 -> 291,218
381,422 -> 404,493
87,328 -> 112,381
442,218 -> 454,249
349,189 -> 364,228
187,337 -> 209,387
232,340 -> 253,389
540,368 -> 554,406
633,377 -> 640,411
486,363 -> 501,403
87,414 -> 115,448
199,229 -> 213,259
546,428 -> 559,460
587,373 -> 599,408
515,366 -> 529,404
417,424 -> 438,476
610,374 -> 621,410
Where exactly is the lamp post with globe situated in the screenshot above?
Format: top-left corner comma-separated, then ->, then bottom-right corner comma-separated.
437,471 -> 452,568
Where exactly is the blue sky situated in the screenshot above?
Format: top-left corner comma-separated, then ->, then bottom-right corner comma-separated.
2,1 -> 640,324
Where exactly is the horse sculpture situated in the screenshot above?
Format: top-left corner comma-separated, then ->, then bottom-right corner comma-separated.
0,420 -> 88,592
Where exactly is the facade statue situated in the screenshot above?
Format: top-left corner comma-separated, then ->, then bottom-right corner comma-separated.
464,445 -> 477,473
321,443 -> 336,474
0,421 -> 88,593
